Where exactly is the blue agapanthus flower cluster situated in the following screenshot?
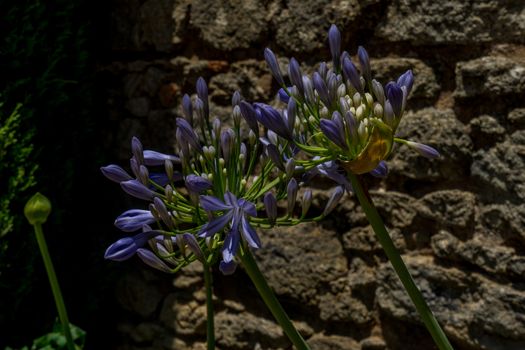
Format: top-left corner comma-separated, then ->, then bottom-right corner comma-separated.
256,24 -> 439,178
102,78 -> 345,274
102,24 -> 439,276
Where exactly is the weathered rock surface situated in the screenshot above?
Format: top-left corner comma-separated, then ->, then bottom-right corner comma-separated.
508,108 -> 525,127
416,190 -> 476,232
389,108 -> 473,182
471,138 -> 525,203
455,56 -> 525,99
431,231 -> 525,277
215,311 -> 289,350
190,0 -> 268,51
272,0 -> 360,53
309,333 -> 360,350
376,0 -> 525,45
254,223 -> 348,305
377,255 -> 525,349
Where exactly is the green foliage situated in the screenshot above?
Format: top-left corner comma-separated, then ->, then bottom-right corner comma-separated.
0,103 -> 37,236
0,0 -> 98,347
4,322 -> 86,350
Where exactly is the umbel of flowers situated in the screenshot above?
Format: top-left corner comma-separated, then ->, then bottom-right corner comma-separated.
101,25 -> 453,350
101,78 -> 344,275
257,25 -> 438,178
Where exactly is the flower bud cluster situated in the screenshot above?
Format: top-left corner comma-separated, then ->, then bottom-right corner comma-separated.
102,78 -> 344,274
262,25 -> 439,176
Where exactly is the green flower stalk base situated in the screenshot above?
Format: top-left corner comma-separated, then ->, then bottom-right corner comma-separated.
347,173 -> 454,350
240,248 -> 310,350
203,265 -> 215,350
33,223 -> 76,350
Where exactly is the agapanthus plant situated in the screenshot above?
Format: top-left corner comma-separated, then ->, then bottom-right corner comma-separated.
248,24 -> 453,350
101,24 -> 453,350
101,78 -> 347,349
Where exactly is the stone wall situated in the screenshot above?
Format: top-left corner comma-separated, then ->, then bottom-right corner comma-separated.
100,1 -> 525,349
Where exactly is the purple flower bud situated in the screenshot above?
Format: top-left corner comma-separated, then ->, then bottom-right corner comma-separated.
330,75 -> 342,104
182,233 -> 205,263
301,189 -> 312,217
397,70 -> 414,96
194,97 -> 206,125
165,159 -> 174,181
342,57 -> 364,94
136,248 -> 172,273
320,117 -> 348,150
149,173 -> 171,188
278,88 -> 290,103
121,179 -> 156,201
328,24 -> 341,69
114,209 -> 156,232
288,58 -> 304,94
264,192 -> 277,225
369,161 -> 388,178
285,158 -> 295,178
372,80 -> 385,105
138,165 -> 150,185
302,76 -> 316,104
267,130 -> 279,145
264,48 -> 285,86
176,117 -> 201,152
287,178 -> 298,216
233,105 -> 242,128
319,62 -> 328,79
196,77 -> 209,115
385,82 -> 403,118
313,72 -> 332,107
357,46 -> 371,82
212,118 -> 221,140
219,260 -> 237,275
185,174 -> 213,193
239,101 -> 259,133
143,150 -> 180,166
341,51 -> 350,65
287,99 -> 297,132
100,164 -> 133,183
176,129 -> 190,159
344,111 -> 357,139
266,144 -> 285,171
130,157 -> 140,178
323,185 -> 345,216
182,94 -> 193,124
165,184 -> 173,202
406,141 -> 440,159
254,103 -> 293,140
104,230 -> 159,261
154,197 -> 174,229
221,128 -> 235,164
232,90 -> 242,107
131,137 -> 144,165
384,100 -> 395,127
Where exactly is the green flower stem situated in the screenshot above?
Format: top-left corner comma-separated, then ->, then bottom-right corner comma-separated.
347,173 -> 454,350
239,248 -> 310,350
203,265 -> 215,350
33,223 -> 75,350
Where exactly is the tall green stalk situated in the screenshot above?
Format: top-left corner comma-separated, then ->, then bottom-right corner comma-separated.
203,265 -> 215,350
347,173 -> 454,350
33,223 -> 75,350
239,248 -> 310,350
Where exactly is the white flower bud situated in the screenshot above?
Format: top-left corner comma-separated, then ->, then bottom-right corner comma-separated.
365,93 -> 374,106
353,92 -> 362,107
